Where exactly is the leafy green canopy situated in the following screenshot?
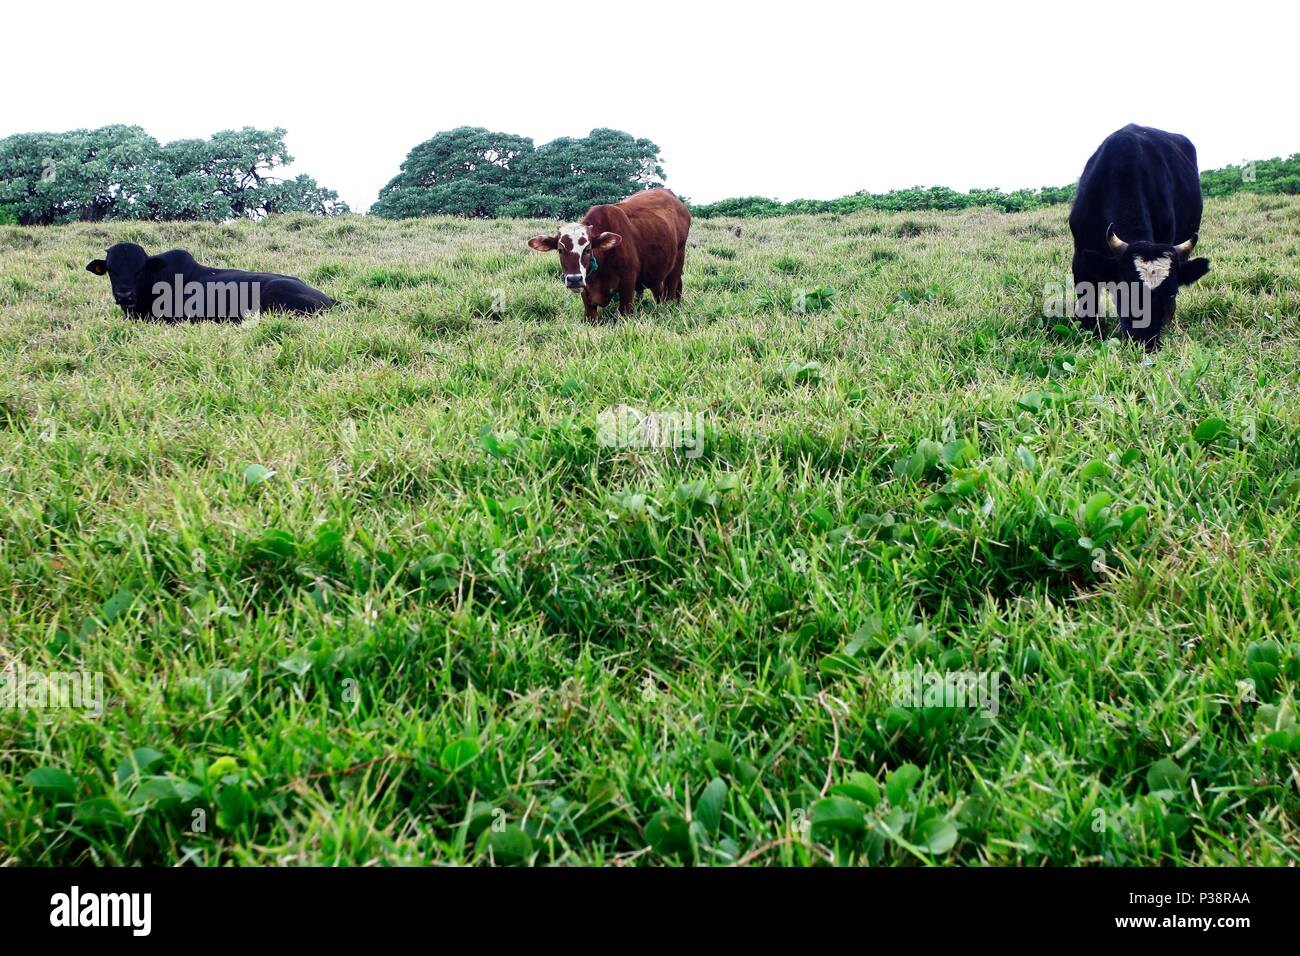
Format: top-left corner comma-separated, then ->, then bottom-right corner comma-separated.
371,126 -> 666,220
0,126 -> 348,225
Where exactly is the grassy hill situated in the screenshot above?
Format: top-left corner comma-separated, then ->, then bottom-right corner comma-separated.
1,193 -> 1298,865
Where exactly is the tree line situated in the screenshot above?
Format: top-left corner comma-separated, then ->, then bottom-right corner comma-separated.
2,123 -> 1297,226
690,156 -> 1300,219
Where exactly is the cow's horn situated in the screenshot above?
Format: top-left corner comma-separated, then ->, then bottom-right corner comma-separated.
1174,233 -> 1198,256
1106,225 -> 1128,254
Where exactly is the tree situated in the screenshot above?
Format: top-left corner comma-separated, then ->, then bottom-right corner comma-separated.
164,127 -> 347,219
259,175 -> 350,217
371,127 -> 534,218
513,128 -> 666,219
371,127 -> 667,219
0,126 -> 155,224
0,126 -> 347,225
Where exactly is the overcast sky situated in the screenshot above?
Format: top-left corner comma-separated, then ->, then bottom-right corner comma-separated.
5,1 -> 1296,212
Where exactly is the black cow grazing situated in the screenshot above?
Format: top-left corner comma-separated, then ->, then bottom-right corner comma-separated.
1069,124 -> 1211,349
85,243 -> 337,321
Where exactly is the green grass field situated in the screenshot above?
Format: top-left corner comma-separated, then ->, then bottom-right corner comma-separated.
2,194 -> 1299,866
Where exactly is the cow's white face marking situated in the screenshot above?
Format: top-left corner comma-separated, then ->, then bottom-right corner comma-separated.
557,223 -> 591,290
1133,255 -> 1172,289
559,223 -> 589,256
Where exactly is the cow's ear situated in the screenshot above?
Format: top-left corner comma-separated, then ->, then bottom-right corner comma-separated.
86,259 -> 108,275
527,236 -> 558,252
1180,257 -> 1210,286
145,256 -> 167,271
1080,250 -> 1118,282
592,231 -> 622,252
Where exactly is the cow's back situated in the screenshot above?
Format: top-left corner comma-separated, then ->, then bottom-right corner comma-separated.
590,190 -> 689,287
619,189 -> 690,248
199,266 -> 335,314
1071,125 -> 1202,251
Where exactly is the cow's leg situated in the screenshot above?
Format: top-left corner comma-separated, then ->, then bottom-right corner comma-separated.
619,280 -> 637,316
666,245 -> 686,302
582,289 -> 600,322
1072,253 -> 1103,338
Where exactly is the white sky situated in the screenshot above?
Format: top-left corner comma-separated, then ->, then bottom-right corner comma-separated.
4,0 -> 1296,211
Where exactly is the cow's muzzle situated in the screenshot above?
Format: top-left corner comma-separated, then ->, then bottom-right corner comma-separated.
564,274 -> 585,291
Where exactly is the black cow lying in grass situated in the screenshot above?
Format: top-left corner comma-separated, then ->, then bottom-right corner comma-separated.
86,243 -> 337,321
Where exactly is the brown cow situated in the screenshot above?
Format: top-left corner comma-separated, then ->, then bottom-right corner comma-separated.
527,188 -> 691,322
